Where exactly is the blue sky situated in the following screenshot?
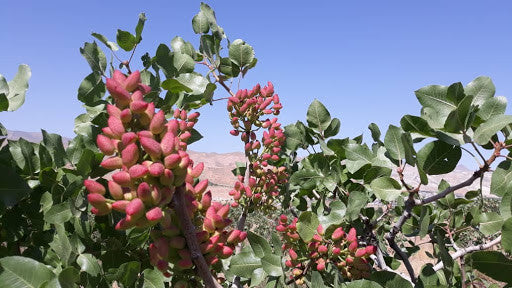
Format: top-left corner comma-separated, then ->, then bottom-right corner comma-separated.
2,1 -> 512,163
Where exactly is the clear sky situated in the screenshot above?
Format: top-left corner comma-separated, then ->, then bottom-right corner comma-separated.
2,1 -> 512,162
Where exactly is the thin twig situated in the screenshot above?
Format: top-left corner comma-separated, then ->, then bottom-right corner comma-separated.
173,186 -> 222,288
432,236 -> 501,271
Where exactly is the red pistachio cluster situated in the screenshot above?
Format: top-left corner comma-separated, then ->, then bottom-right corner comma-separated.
84,70 -> 245,278
227,83 -> 287,208
276,215 -> 376,283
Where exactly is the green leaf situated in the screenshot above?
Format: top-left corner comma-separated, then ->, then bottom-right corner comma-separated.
443,95 -> 474,133
311,271 -> 327,287
174,73 -> 210,95
400,115 -> 434,137
49,224 -> 73,266
401,132 -> 416,165
370,177 -> 402,202
218,57 -> 240,78
170,37 -> 196,58
415,85 -> 453,128
80,42 -> 106,73
155,44 -> 175,78
77,72 -> 105,105
342,279 -> 383,288
491,160 -> 512,197
306,99 -> 331,133
57,267 -> 80,288
0,93 -> 8,112
369,271 -> 413,288
44,201 -> 72,224
77,253 -> 101,277
346,191 -> 368,221
318,200 -> 346,230
172,53 -> 195,74
161,79 -> 193,94
42,129 -> 67,167
91,32 -> 119,51
417,141 -> 461,175
261,254 -> 283,277
228,245 -> 262,279
384,125 -> 405,161
250,268 -> 266,287
141,269 -> 164,288
200,35 -> 219,59
297,211 -> 319,242
465,76 -> 495,106
107,261 -> 140,287
5,64 -> 31,112
324,118 -> 341,138
247,231 -> 273,258
0,256 -> 55,288
476,96 -> 507,122
469,251 -> 512,285
500,190 -> 512,219
502,217 -> 512,253
116,29 -> 136,51
284,123 -> 305,151
9,138 -> 40,175
345,143 -> 375,173
478,212 -> 504,235
368,123 -> 382,143
192,11 -> 209,34
135,13 -> 146,43
446,82 -> 466,104
435,229 -> 453,284
289,169 -> 321,191
473,115 -> 512,145
229,39 -> 255,68
0,163 -> 31,207
0,74 -> 9,104
419,206 -> 431,238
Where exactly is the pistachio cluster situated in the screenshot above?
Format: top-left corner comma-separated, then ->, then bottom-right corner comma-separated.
276,215 -> 376,283
84,70 -> 244,280
227,83 -> 287,208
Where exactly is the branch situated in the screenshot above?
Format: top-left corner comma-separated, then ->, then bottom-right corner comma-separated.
420,170 -> 483,205
370,250 -> 414,285
200,61 -> 236,97
433,236 -> 501,271
173,186 -> 222,288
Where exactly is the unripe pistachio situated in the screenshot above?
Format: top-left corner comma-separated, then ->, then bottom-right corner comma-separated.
108,180 -> 124,200
160,132 -> 176,156
120,109 -> 132,123
124,70 -> 140,92
148,162 -> 165,177
347,227 -> 357,243
112,171 -> 131,186
130,100 -> 148,113
84,180 -> 106,195
101,157 -> 123,170
128,164 -> 149,179
146,207 -> 163,222
112,200 -> 130,212
112,70 -> 126,84
140,136 -> 162,159
96,134 -> 116,155
107,116 -> 125,138
122,143 -> 139,167
176,258 -> 193,270
348,241 -> 358,252
150,110 -> 166,134
331,227 -> 345,241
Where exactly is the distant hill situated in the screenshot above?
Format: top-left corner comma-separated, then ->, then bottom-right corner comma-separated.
4,130 -> 492,200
